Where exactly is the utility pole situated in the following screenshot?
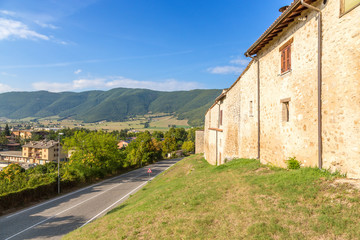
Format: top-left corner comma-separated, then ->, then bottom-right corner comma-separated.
58,132 -> 64,194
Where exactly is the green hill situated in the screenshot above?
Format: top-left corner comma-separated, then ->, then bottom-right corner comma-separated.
64,155 -> 356,240
0,88 -> 221,126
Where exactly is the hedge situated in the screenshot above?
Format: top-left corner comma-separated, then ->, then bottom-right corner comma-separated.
0,179 -> 77,214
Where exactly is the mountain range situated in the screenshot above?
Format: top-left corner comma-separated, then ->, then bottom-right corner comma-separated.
0,88 -> 222,126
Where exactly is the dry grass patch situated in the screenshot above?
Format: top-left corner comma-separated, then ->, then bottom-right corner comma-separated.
65,155 -> 360,240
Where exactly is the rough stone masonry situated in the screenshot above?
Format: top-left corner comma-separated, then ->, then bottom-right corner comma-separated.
203,0 -> 360,178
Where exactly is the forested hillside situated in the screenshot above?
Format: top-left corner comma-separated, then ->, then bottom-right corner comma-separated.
0,88 -> 221,126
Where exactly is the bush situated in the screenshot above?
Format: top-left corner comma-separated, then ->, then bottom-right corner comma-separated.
182,140 -> 195,154
286,157 -> 301,169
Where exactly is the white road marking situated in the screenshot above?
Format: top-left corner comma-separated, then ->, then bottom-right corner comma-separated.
5,169 -> 136,219
80,161 -> 176,227
80,181 -> 149,227
4,171 -> 145,240
4,159 -> 179,240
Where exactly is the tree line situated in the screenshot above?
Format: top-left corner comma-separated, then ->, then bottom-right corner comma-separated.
0,127 -> 200,196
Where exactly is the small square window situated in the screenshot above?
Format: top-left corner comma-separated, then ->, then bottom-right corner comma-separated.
249,101 -> 254,117
280,98 -> 291,122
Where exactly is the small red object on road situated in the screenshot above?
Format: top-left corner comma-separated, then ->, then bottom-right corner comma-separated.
147,168 -> 152,173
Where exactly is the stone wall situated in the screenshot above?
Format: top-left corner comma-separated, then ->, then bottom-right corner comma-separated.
321,0 -> 360,178
257,3 -> 320,168
195,130 -> 204,154
238,61 -> 259,159
204,106 -> 219,165
203,0 -> 360,178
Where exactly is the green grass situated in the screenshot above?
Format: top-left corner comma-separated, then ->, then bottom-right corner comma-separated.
64,155 -> 360,240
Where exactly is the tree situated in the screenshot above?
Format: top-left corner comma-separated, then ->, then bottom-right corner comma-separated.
162,136 -> 177,155
119,129 -> 129,139
4,124 -> 10,136
126,131 -> 162,167
186,127 -> 203,142
152,131 -> 164,141
63,131 -> 122,181
164,127 -> 188,149
30,133 -> 43,141
0,135 -> 9,145
182,141 -> 195,154
174,128 -> 188,145
0,163 -> 25,183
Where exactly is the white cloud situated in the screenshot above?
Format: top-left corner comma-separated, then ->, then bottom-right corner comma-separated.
208,56 -> 250,75
0,18 -> 49,40
74,69 -> 82,74
105,77 -> 201,91
1,72 -> 16,77
0,83 -> 15,93
32,82 -> 73,92
207,66 -> 244,75
34,20 -> 58,29
56,40 -> 68,45
73,78 -> 106,89
230,57 -> 249,66
0,10 -> 16,17
32,77 -> 202,92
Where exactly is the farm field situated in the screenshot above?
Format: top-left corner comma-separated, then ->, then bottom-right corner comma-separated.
1,114 -> 190,132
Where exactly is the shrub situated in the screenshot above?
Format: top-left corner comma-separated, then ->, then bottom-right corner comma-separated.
286,157 -> 301,169
182,141 -> 195,154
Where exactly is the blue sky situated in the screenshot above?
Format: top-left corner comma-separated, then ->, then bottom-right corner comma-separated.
0,0 -> 293,93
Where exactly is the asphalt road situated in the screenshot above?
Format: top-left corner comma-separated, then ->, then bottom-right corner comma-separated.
0,158 -> 182,240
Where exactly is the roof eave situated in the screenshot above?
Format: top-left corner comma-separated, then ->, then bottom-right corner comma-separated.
245,0 -> 308,57
215,93 -> 227,102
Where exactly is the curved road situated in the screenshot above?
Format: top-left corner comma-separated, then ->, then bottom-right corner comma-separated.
0,158 -> 182,240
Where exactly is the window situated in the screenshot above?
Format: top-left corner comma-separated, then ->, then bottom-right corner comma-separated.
219,110 -> 223,126
280,98 -> 291,122
249,101 -> 254,117
341,0 -> 360,15
209,111 -> 211,126
279,38 -> 293,74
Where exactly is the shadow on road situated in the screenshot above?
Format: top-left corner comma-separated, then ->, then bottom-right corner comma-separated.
1,158 -> 183,240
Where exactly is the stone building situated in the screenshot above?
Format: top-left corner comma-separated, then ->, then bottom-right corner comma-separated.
195,130 -> 205,154
204,0 -> 360,178
12,130 -> 33,139
0,151 -> 29,164
22,140 -> 66,164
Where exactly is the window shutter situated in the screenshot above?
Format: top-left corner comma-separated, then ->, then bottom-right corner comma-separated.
220,110 -> 223,125
287,46 -> 291,70
281,50 -> 285,73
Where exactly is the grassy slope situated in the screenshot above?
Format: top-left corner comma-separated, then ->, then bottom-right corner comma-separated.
64,155 -> 360,240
